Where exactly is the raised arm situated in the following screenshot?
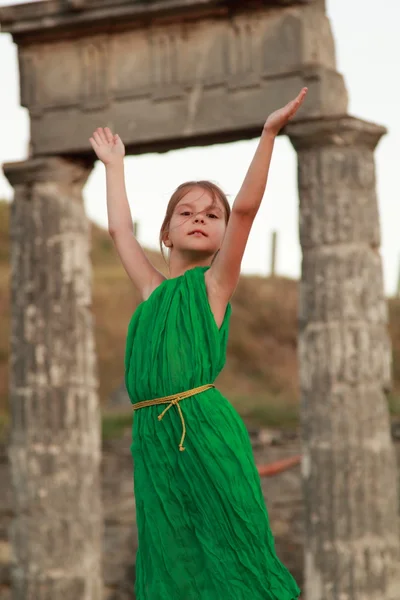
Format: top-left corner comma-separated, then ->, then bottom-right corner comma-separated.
207,88 -> 308,302
89,128 -> 164,300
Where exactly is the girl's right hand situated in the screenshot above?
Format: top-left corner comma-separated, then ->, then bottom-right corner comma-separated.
89,127 -> 125,165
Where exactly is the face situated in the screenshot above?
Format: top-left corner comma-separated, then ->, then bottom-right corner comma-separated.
164,187 -> 227,259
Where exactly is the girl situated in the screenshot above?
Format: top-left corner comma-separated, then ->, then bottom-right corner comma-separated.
89,87 -> 307,600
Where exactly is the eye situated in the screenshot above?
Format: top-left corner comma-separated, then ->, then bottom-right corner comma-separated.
207,213 -> 218,219
180,211 -> 191,216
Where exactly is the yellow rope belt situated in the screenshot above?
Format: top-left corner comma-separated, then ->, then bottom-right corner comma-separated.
132,383 -> 215,452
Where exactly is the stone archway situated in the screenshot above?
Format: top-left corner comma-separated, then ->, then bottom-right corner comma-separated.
1,1 -> 398,598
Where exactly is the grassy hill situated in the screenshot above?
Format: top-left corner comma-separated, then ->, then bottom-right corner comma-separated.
0,199 -> 399,429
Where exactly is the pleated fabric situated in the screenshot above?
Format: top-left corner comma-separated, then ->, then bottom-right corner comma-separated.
125,266 -> 300,600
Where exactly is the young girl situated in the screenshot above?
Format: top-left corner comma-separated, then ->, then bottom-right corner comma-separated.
90,87 -> 307,600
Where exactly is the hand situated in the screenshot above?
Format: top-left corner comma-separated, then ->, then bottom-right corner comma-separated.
89,127 -> 125,166
264,87 -> 308,136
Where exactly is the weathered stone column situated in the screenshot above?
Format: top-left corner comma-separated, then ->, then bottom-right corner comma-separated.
287,117 -> 400,600
3,157 -> 102,600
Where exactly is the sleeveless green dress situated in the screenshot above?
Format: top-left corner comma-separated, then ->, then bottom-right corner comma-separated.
125,266 -> 300,600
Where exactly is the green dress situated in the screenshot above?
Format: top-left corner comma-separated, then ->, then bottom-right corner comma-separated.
125,265 -> 300,600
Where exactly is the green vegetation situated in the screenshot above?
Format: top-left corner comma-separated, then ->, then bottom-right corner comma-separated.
102,412 -> 132,441
389,395 -> 400,417
232,395 -> 299,430
0,412 -> 9,444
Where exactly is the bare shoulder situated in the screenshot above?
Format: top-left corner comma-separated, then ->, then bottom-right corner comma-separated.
204,268 -> 231,330
143,271 -> 167,301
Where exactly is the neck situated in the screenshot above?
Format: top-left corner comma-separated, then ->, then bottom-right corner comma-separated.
167,252 -> 214,279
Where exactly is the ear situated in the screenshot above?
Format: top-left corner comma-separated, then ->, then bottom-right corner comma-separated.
163,234 -> 172,248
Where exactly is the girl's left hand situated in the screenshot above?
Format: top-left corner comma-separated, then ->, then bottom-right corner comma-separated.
264,87 -> 308,136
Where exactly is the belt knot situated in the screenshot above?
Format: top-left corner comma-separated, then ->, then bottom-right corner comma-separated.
133,384 -> 215,451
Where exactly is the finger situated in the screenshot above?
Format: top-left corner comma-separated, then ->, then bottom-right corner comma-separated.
286,89 -> 307,117
294,87 -> 308,105
282,101 -> 298,119
287,104 -> 303,121
291,90 -> 306,108
287,88 -> 307,109
100,127 -> 110,144
93,131 -> 103,146
96,127 -> 108,145
89,137 -> 99,150
104,127 -> 114,143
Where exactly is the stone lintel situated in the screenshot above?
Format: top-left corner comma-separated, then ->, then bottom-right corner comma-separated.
286,115 -> 387,151
1,0 -> 316,41
4,0 -> 345,157
27,65 -> 347,157
3,157 -> 93,187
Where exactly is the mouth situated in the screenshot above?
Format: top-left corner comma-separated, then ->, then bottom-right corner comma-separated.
188,229 -> 207,237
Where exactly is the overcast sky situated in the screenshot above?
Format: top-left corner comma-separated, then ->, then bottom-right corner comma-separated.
0,0 -> 399,293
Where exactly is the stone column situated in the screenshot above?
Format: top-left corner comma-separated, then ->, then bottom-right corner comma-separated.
287,117 -> 400,600
3,157 -> 102,600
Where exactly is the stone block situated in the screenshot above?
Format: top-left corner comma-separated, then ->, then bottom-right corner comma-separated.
1,1 -> 347,155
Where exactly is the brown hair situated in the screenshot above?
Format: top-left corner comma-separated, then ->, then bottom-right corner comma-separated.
159,181 -> 231,263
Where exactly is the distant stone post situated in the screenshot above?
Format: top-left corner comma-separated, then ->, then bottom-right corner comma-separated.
270,230 -> 278,277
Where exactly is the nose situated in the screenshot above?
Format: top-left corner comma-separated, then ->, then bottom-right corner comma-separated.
194,214 -> 205,223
